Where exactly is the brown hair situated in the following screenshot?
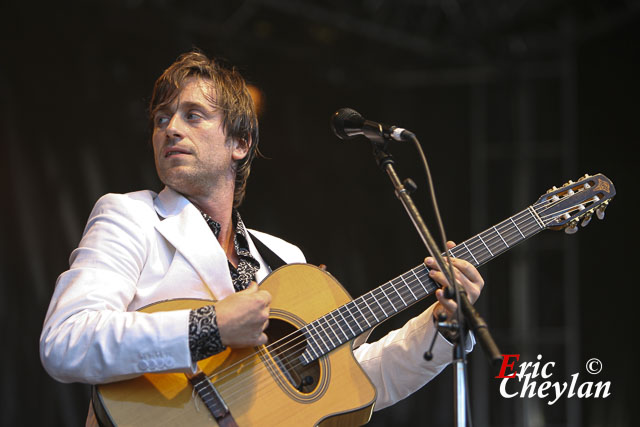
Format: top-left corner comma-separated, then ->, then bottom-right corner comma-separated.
149,50 -> 259,207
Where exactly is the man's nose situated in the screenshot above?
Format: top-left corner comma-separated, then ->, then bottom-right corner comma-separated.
166,114 -> 184,138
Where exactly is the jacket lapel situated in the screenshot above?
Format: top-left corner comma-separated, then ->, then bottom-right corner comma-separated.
245,232 -> 271,283
153,187 -> 235,300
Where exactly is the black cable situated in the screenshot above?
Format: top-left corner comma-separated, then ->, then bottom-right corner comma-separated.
407,132 -> 471,426
406,133 -> 465,333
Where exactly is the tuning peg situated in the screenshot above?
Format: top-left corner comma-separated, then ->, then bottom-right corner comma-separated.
581,212 -> 592,227
565,224 -> 579,234
547,186 -> 558,194
596,206 -> 606,220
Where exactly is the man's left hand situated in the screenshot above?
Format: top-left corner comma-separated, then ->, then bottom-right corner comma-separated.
425,241 -> 484,321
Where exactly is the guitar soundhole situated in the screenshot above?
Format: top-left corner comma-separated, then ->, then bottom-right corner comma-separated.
265,318 -> 320,394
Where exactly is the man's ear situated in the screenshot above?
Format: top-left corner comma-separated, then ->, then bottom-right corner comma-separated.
232,137 -> 251,161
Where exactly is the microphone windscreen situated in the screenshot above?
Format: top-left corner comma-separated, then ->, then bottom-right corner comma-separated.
330,108 -> 364,140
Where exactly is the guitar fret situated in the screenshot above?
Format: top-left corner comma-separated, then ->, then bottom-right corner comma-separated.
345,301 -> 366,332
353,299 -> 372,328
338,304 -> 355,335
318,317 -> 339,347
329,311 -> 349,341
304,335 -> 320,360
493,225 -> 509,248
392,283 -> 408,306
412,267 -> 429,294
370,290 -> 389,318
462,241 -> 479,265
499,221 -> 521,247
449,248 -> 462,259
518,219 -> 537,238
361,296 -> 380,323
402,276 -> 418,301
306,323 -> 327,356
526,213 -> 544,234
337,305 -> 357,337
478,233 -> 494,257
485,232 -> 506,258
315,320 -> 334,352
380,285 -> 397,313
400,285 -> 414,303
472,238 -> 492,265
510,217 -> 526,239
528,206 -> 545,229
419,268 -> 439,294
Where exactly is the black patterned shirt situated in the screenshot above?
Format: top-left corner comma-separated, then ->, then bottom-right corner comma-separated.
188,210 -> 261,362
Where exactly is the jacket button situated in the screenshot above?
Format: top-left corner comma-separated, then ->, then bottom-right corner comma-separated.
164,357 -> 175,368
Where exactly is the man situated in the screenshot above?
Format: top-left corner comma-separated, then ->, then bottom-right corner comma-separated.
40,51 -> 484,422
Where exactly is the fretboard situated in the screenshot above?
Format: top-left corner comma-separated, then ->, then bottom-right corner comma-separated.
299,204 -> 546,365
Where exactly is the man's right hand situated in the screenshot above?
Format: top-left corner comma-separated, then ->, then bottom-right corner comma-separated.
215,282 -> 271,348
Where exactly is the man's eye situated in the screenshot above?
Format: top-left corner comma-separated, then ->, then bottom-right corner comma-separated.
155,116 -> 169,126
187,113 -> 201,120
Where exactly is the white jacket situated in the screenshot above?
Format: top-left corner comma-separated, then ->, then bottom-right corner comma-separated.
40,186 -> 469,410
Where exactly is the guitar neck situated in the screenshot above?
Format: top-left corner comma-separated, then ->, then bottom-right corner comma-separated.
299,204 -> 546,365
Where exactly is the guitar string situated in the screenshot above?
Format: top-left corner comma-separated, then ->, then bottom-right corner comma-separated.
215,196 -> 602,403
196,194 -> 576,401
195,194 -> 596,402
199,201 -> 599,410
208,216 -> 569,406
212,267 -> 440,405
426,193 -> 572,263
459,190 -> 596,257
426,197 -> 558,265
206,206 -> 555,402
214,217 -> 600,408
457,195 -> 598,263
212,191 -> 591,389
446,181 -> 603,265
193,194 -> 571,398
213,209 -> 557,406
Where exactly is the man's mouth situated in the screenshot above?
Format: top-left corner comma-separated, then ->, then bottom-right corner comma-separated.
164,148 -> 190,158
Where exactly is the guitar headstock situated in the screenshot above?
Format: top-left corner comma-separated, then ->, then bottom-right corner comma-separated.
535,173 -> 615,234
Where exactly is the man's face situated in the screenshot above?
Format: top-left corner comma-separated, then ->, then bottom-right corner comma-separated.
152,77 -> 249,200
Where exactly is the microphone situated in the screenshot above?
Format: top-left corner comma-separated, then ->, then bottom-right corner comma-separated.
330,108 -> 414,142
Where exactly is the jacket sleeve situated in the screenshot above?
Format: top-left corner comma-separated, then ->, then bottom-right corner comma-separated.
39,193 -> 193,384
353,303 -> 474,410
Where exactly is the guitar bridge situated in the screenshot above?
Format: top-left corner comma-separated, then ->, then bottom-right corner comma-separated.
187,371 -> 238,426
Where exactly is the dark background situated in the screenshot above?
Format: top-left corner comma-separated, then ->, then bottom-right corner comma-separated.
1,1 -> 638,426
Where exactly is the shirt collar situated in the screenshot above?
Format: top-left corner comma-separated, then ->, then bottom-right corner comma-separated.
200,209 -> 251,256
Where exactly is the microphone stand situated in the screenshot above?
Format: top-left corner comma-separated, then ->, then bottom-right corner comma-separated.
368,137 -> 501,427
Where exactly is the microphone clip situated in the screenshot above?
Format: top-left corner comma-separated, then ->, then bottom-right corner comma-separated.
330,108 -> 414,144
424,312 -> 461,361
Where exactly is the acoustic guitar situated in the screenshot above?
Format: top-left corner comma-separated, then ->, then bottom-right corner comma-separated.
93,173 -> 615,426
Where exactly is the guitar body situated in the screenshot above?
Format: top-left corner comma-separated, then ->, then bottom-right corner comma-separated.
94,264 -> 377,426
